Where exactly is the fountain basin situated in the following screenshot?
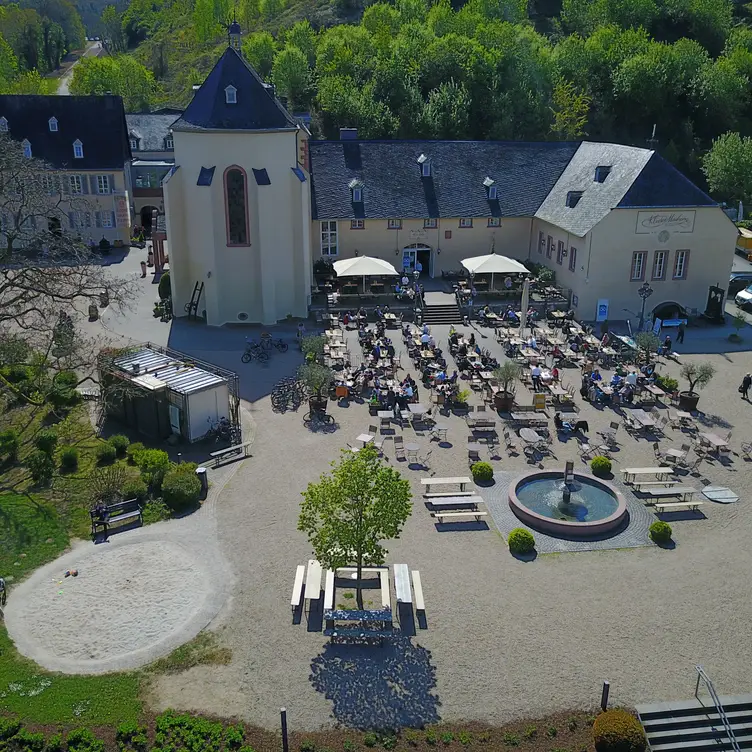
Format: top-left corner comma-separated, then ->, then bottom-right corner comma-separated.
509,471 -> 627,537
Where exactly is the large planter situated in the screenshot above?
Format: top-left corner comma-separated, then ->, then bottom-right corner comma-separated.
309,395 -> 328,413
494,391 -> 515,411
678,390 -> 700,412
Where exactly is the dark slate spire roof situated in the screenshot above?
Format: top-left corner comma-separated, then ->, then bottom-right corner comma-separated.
0,94 -> 130,169
172,47 -> 297,132
309,140 -> 580,220
618,152 -> 716,208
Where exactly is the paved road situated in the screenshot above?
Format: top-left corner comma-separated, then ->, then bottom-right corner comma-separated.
57,41 -> 101,95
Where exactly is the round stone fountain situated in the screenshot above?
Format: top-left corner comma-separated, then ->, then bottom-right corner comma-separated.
508,469 -> 627,537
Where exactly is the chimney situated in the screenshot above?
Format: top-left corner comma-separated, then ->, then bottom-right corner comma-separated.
339,127 -> 358,140
263,82 -> 276,96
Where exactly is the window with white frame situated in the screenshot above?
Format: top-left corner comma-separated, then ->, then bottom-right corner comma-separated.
488,185 -> 498,200
73,140 -> 83,158
631,251 -> 647,281
352,187 -> 362,203
673,249 -> 689,279
41,174 -> 58,194
0,117 -> 7,132
538,231 -> 545,254
488,217 -> 500,227
321,220 -> 337,255
69,175 -> 82,194
424,218 -> 437,228
225,85 -> 237,104
21,139 -> 31,158
387,219 -> 402,230
97,175 -> 110,194
569,246 -> 577,272
72,211 -> 90,228
350,219 -> 364,229
165,135 -> 174,149
459,218 -> 473,228
652,250 -> 666,280
49,117 -> 58,132
130,137 -> 139,150
101,212 -> 113,228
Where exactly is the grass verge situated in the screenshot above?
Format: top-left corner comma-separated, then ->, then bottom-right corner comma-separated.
147,631 -> 232,675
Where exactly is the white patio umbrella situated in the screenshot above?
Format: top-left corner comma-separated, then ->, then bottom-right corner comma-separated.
519,277 -> 531,336
333,256 -> 398,291
461,253 -> 528,291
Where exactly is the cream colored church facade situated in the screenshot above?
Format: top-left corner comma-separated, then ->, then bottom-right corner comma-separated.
165,32 -> 738,326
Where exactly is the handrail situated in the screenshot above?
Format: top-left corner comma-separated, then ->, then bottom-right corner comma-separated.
695,665 -> 741,752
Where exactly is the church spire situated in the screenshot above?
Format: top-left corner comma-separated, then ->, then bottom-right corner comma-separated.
228,15 -> 241,53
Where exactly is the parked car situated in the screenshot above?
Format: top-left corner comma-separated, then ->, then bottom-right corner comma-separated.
729,271 -> 752,296
735,283 -> 752,308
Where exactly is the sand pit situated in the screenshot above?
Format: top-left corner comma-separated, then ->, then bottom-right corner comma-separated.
5,537 -> 220,674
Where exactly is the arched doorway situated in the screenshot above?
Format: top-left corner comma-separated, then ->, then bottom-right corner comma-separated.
402,243 -> 432,278
652,301 -> 688,321
140,206 -> 158,238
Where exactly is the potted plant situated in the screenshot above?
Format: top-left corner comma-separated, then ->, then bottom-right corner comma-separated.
451,388 -> 471,413
635,332 -> 660,364
301,334 -> 325,364
493,361 -> 521,411
678,362 -> 715,411
298,362 -> 333,413
730,312 -> 746,342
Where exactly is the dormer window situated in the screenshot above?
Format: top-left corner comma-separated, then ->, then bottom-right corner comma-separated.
417,153 -> 431,177
349,178 -> 363,203
594,165 -> 611,183
49,117 -> 58,132
165,135 -> 174,150
0,117 -> 7,132
130,136 -> 139,151
21,139 -> 31,158
225,85 -> 237,104
566,190 -> 583,208
483,177 -> 497,200
73,139 -> 83,159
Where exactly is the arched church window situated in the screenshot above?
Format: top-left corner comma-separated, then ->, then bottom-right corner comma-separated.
225,167 -> 249,245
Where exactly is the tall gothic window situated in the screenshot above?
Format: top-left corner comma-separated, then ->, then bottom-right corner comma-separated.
225,167 -> 248,245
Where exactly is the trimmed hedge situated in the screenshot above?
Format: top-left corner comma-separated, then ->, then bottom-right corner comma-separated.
26,449 -> 54,485
109,434 -> 130,457
508,527 -> 535,555
471,461 -> 494,482
649,520 -> 672,544
96,441 -> 117,464
591,455 -> 612,476
138,449 -> 171,489
593,709 -> 646,752
59,446 -> 79,471
162,463 -> 201,513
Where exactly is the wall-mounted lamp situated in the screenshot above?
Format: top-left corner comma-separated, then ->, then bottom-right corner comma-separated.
354,249 -> 360,256
436,247 -> 441,255
395,249 -> 399,255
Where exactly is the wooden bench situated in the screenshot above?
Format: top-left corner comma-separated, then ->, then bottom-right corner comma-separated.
394,563 -> 411,604
290,565 -> 305,613
421,476 -> 472,493
411,570 -> 425,613
90,498 -> 142,537
323,569 -> 335,611
424,491 -> 476,498
642,486 -> 698,502
434,510 -> 488,524
655,500 -> 704,514
632,480 -> 681,489
379,569 -> 390,609
209,441 -> 252,468
429,495 -> 483,509
621,467 -> 673,484
304,559 -> 322,603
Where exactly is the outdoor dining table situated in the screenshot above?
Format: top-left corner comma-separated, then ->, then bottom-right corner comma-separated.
519,427 -> 542,444
630,408 -> 655,427
409,403 -> 428,417
644,383 -> 666,399
325,329 -> 343,339
405,442 -> 420,462
355,433 -> 375,447
479,371 -> 494,381
511,412 -> 548,425
698,432 -> 729,450
671,409 -> 695,427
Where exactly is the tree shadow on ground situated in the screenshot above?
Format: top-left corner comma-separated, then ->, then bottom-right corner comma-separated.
309,635 -> 441,729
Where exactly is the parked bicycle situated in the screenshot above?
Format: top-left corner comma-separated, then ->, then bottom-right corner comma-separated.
206,416 -> 232,442
303,409 -> 334,427
260,332 -> 289,352
270,378 -> 308,412
241,338 -> 269,363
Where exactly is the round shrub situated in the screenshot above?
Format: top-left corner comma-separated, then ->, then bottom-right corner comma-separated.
0,428 -> 19,461
138,448 -> 171,489
34,429 -> 58,455
593,709 -> 646,752
108,434 -> 130,457
162,465 -> 202,513
26,449 -> 54,485
142,498 -> 171,524
121,477 -> 148,501
508,527 -> 535,555
471,461 -> 494,483
158,270 -> 171,300
96,441 -> 117,464
591,455 -> 612,476
649,520 -> 672,544
59,446 -> 79,471
126,441 -> 145,464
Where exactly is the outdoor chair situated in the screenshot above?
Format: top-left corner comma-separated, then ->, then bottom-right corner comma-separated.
429,425 -> 448,443
393,436 -> 406,461
418,449 -> 433,472
503,429 -> 518,455
578,442 -> 595,460
741,442 -> 752,460
684,454 -> 703,474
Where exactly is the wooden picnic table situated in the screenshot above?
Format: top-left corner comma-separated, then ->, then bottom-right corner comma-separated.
409,403 -> 428,416
511,412 -> 548,425
644,383 -> 666,398
479,371 -> 494,380
622,467 -> 674,483
325,329 -> 343,339
394,564 -> 412,604
304,559 -> 322,601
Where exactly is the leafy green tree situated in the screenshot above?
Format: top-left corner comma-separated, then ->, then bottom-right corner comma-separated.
550,80 -> 590,139
101,5 -> 126,52
70,55 -> 155,111
299,445 -> 412,608
0,34 -> 19,90
22,0 -> 85,51
0,5 -> 43,72
702,132 -> 752,205
243,31 -> 276,78
284,20 -> 317,67
424,79 -> 470,138
193,0 -> 218,44
259,0 -> 284,22
272,45 -> 311,109
121,0 -> 157,48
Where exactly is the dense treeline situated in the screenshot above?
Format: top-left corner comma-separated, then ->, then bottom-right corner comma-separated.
93,0 -> 752,195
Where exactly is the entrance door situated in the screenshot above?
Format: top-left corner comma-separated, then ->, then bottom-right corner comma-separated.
402,244 -> 432,278
402,248 -> 416,274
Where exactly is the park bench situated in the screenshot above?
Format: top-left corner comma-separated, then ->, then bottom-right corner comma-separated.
621,467 -> 674,484
304,559 -> 322,606
209,441 -> 252,468
421,476 -> 472,494
434,510 -> 488,524
323,569 -> 335,611
394,563 -> 412,604
90,498 -> 142,537
380,569 -> 391,609
290,565 -> 305,613
655,500 -> 704,514
632,480 -> 681,490
411,570 -> 425,613
428,495 -> 483,509
642,486 -> 698,503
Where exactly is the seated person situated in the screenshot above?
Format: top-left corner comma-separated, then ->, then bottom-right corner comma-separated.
527,336 -> 538,350
590,369 -> 603,382
610,373 -> 622,387
420,331 -> 431,345
469,333 -> 476,346
551,366 -> 560,382
625,371 -> 638,387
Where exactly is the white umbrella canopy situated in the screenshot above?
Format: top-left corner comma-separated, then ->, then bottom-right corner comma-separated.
333,256 -> 399,278
461,253 -> 528,276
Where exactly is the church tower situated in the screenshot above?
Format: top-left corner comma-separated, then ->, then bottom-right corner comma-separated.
162,25 -> 312,326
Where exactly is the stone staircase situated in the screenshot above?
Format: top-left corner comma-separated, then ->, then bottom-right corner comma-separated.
637,694 -> 752,751
421,291 -> 463,326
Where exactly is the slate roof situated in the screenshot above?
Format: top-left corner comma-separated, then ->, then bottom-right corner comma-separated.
126,113 -> 176,153
309,140 -> 580,221
172,47 -> 297,132
0,95 -> 130,170
618,152 -> 716,208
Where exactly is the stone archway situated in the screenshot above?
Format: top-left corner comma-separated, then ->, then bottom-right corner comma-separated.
402,243 -> 433,278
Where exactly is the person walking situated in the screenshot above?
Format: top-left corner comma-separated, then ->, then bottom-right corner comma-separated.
741,373 -> 752,400
677,322 -> 686,344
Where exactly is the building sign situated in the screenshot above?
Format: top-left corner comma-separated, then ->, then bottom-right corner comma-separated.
636,211 -> 695,234
114,193 -> 130,229
409,229 -> 427,241
596,299 -> 609,322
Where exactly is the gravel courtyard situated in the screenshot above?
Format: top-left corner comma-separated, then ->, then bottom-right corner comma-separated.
139,320 -> 752,731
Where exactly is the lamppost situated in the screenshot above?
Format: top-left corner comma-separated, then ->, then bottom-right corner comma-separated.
637,282 -> 654,332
